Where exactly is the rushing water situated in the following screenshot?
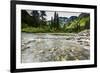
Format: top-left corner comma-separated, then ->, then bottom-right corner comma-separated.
21,32 -> 90,63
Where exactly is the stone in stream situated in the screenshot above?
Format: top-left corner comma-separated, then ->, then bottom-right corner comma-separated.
38,50 -> 45,54
66,36 -> 75,40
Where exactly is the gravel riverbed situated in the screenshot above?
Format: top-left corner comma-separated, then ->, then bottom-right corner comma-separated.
21,30 -> 90,63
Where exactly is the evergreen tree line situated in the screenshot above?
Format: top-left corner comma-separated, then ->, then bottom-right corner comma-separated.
21,10 -> 47,28
21,10 -> 90,33
21,10 -> 60,31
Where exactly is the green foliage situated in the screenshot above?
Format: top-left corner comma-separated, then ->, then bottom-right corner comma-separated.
21,10 -> 47,28
64,13 -> 90,33
21,10 -> 34,27
22,26 -> 64,33
21,10 -> 90,33
22,27 -> 48,33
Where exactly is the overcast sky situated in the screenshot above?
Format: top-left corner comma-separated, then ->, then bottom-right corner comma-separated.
26,10 -> 81,20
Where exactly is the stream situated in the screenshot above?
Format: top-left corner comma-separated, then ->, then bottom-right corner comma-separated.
21,30 -> 90,63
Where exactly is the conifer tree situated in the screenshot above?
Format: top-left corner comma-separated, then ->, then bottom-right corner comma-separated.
32,10 -> 40,27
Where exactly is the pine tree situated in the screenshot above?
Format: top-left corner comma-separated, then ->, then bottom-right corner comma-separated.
40,11 -> 46,20
56,13 -> 59,30
32,10 -> 40,27
54,12 -> 57,30
53,12 -> 60,30
40,11 -> 46,27
21,10 -> 34,28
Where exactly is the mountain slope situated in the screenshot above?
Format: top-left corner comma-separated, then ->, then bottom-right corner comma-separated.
64,13 -> 90,33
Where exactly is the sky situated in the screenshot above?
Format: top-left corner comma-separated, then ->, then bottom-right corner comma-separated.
26,10 -> 81,20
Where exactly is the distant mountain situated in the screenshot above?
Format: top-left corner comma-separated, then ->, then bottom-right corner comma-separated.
67,16 -> 77,23
59,17 -> 68,22
59,17 -> 68,28
47,16 -> 78,28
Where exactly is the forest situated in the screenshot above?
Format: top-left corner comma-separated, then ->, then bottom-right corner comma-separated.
21,10 -> 90,33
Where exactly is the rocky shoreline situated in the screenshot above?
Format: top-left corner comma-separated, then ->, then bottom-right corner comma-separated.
21,30 -> 90,63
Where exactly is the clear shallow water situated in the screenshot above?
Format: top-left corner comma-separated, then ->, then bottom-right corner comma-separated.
21,32 -> 90,63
